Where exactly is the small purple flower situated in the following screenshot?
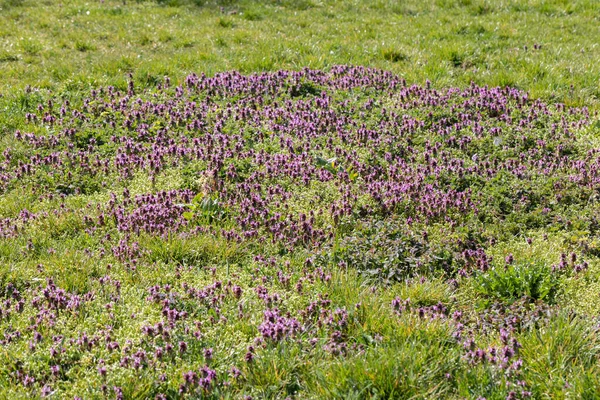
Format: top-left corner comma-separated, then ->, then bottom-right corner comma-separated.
179,341 -> 188,354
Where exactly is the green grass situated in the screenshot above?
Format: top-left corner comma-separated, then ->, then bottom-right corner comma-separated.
0,0 -> 598,110
0,0 -> 600,398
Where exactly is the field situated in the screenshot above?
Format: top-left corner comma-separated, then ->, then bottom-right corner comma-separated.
0,0 -> 600,399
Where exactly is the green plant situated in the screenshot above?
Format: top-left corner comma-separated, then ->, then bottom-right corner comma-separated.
75,41 -> 96,52
315,156 -> 358,181
474,262 -> 560,305
183,193 -> 228,225
327,220 -> 427,282
381,48 -> 408,63
20,38 -> 43,55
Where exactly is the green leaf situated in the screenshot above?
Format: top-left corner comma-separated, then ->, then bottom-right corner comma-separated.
192,193 -> 204,204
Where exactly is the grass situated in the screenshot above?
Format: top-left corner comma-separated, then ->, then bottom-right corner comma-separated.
0,0 -> 598,109
0,0 -> 599,399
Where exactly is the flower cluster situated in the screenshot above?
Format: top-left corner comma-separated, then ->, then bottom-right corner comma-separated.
1,66 -> 596,398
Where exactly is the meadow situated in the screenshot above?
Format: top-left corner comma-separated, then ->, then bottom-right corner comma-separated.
0,0 -> 599,399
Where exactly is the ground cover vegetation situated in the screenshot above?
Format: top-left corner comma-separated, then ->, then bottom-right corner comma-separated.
0,0 -> 599,399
